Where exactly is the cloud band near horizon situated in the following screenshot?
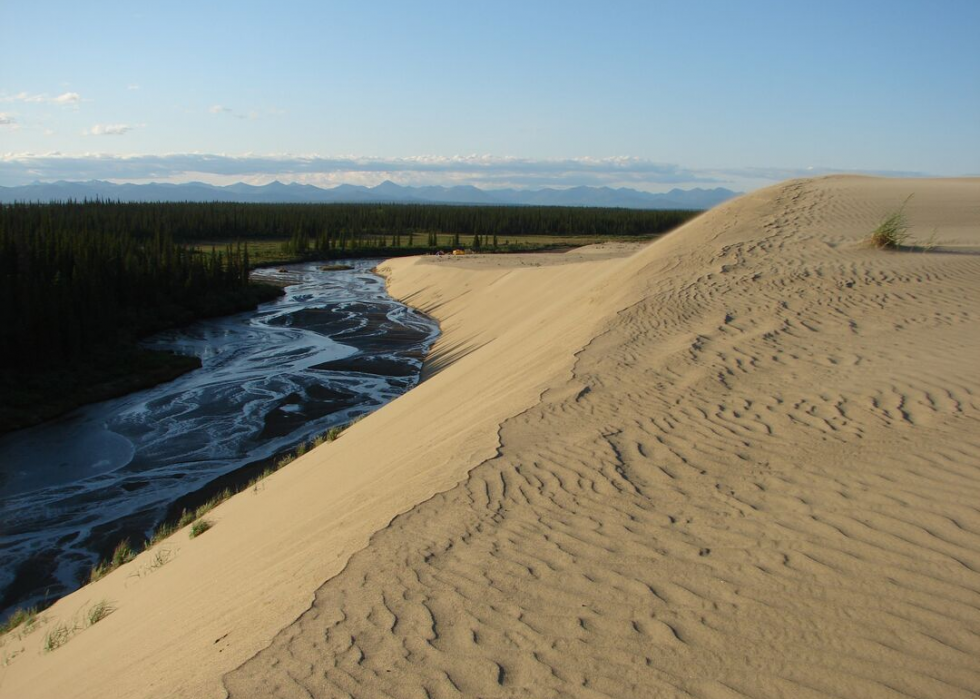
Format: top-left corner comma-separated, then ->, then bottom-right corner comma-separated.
0,153 -> 934,191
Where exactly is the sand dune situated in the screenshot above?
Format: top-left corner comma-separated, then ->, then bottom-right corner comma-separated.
3,176 -> 979,698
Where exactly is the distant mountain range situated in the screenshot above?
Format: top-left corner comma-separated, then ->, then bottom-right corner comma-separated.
0,180 -> 738,210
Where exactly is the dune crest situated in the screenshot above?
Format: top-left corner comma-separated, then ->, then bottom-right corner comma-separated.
3,176 -> 979,698
225,176 -> 980,698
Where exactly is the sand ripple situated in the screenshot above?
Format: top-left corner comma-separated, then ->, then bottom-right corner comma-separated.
226,177 -> 980,698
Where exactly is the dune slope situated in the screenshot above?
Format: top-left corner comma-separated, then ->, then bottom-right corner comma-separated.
2,176 -> 978,699
0,232 -> 635,697
224,177 -> 980,698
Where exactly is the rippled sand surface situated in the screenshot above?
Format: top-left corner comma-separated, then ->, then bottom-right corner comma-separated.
4,177 -> 979,699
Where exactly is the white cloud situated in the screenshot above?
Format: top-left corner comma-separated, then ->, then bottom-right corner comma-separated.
52,92 -> 81,105
2,91 -> 83,106
0,112 -> 16,127
127,84 -> 140,91
0,153 -> 718,188
85,124 -> 136,136
0,152 -> 935,191
209,105 -> 262,120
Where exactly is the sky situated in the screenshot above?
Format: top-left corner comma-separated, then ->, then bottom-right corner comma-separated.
1,0 -> 978,192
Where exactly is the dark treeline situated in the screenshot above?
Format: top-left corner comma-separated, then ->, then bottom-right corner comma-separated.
0,199 -> 696,431
0,204 -> 288,434
0,200 -> 699,246
0,204 -> 290,378
0,223 -> 263,372
0,200 -> 700,369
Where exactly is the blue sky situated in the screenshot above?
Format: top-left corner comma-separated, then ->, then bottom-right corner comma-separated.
1,0 -> 978,191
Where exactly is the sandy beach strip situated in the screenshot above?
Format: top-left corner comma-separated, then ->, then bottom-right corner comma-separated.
2,176 -> 979,699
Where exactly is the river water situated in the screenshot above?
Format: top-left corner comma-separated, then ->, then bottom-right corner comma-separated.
0,260 -> 438,617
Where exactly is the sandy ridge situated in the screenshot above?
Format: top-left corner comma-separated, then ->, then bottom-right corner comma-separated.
2,176 -> 978,698
0,236 -> 636,698
224,176 -> 980,698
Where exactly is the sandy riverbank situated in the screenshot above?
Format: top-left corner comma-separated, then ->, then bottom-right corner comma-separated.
2,176 -> 979,698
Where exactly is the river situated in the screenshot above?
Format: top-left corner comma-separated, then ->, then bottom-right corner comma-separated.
0,260 -> 438,618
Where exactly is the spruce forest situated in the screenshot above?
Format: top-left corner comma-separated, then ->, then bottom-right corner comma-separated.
0,200 -> 697,432
2,200 -> 697,245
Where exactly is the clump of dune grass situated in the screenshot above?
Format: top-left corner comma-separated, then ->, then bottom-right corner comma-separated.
247,437 -> 324,492
326,424 -> 348,441
36,599 -> 115,652
147,487 -> 233,545
2,647 -> 24,667
177,508 -> 196,529
189,519 -> 213,538
112,540 -> 136,567
0,606 -> 38,637
249,466 -> 275,492
193,488 -> 232,520
89,561 -> 110,583
87,599 -> 114,626
324,415 -> 364,443
43,623 -> 72,652
89,539 -> 137,583
146,520 -> 178,548
869,195 -> 913,249
129,547 -> 177,580
144,548 -> 175,572
142,488 -> 231,546
148,421 -> 365,545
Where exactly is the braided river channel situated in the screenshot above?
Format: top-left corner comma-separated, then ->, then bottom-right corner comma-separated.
0,260 -> 439,618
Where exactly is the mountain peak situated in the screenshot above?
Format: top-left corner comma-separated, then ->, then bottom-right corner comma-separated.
0,180 -> 739,209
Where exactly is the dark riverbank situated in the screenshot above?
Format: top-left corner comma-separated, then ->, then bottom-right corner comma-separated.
0,436 -> 314,620
0,261 -> 438,620
0,282 -> 284,436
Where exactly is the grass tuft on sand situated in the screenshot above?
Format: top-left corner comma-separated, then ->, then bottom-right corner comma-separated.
89,540 -> 137,583
43,623 -> 71,652
868,194 -> 939,250
189,520 -> 213,538
0,606 -> 38,637
90,419 -> 359,589
870,195 -> 913,248
87,600 -> 114,627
